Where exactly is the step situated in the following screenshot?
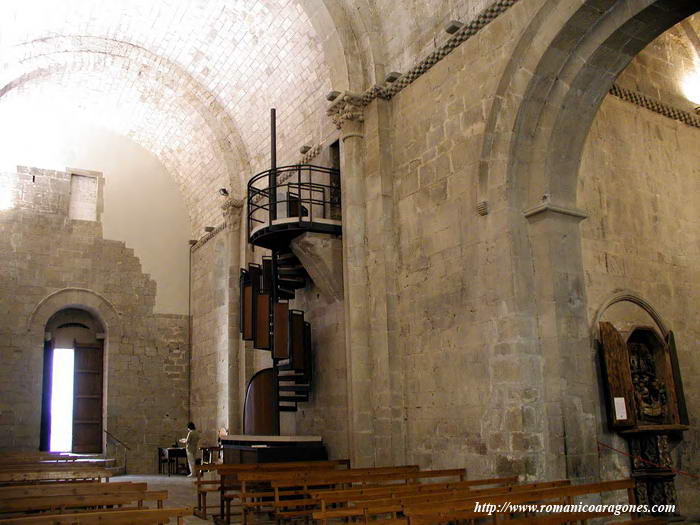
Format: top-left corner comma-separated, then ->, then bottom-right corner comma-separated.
106,465 -> 127,476
277,362 -> 306,372
276,252 -> 298,263
277,374 -> 309,384
279,405 -> 298,412
279,394 -> 309,402
278,266 -> 305,276
277,287 -> 296,300
278,276 -> 305,288
278,385 -> 311,392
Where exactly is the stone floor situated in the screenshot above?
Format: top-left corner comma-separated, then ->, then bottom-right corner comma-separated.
114,474 -> 210,524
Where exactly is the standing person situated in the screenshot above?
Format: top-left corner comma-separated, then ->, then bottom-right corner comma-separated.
179,422 -> 200,477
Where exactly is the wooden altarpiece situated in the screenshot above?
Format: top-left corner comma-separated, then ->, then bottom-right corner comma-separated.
599,321 -> 689,518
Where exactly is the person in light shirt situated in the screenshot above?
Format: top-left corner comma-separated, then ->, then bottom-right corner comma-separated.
179,422 -> 200,477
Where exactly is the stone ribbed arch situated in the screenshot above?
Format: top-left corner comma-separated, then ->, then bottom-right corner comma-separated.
299,0 -> 369,92
480,0 -> 699,211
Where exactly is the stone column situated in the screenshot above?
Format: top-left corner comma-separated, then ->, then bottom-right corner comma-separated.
523,201 -> 600,481
329,94 -> 374,466
223,197 -> 244,434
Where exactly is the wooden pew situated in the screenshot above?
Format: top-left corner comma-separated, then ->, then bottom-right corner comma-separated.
0,506 -> 193,525
0,490 -> 168,515
194,458 -> 350,519
311,479 -> 571,524
309,475 -> 519,512
0,481 -> 147,500
266,468 -> 466,523
0,467 -> 112,485
402,479 -> 639,524
229,465 -> 420,524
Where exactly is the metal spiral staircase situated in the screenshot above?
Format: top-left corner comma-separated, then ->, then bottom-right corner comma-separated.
240,110 -> 341,435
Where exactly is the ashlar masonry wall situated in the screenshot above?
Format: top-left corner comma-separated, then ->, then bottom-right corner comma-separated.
376,1 -> 544,478
0,166 -> 189,472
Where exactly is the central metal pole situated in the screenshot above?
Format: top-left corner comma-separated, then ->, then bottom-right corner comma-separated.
270,108 -> 277,221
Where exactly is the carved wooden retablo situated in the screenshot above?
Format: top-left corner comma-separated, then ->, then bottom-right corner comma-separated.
599,322 -> 689,519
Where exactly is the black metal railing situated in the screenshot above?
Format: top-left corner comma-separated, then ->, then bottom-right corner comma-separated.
247,164 -> 341,243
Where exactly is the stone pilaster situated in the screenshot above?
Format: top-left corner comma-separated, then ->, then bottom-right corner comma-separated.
523,201 -> 599,481
328,93 -> 406,466
222,197 -> 245,434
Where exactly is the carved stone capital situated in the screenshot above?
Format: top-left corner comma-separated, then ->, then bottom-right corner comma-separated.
327,92 -> 365,129
221,197 -> 244,226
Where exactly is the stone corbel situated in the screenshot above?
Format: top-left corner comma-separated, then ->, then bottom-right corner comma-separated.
222,197 -> 244,228
327,92 -> 365,129
523,201 -> 588,222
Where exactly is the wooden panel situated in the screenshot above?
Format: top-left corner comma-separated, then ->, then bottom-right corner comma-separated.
273,302 -> 289,359
254,293 -> 271,349
72,342 -> 103,453
242,284 -> 254,340
289,311 -> 305,371
304,322 -> 312,376
262,257 -> 273,292
239,269 -> 248,335
666,331 -> 689,426
243,368 -> 278,435
599,322 -> 636,429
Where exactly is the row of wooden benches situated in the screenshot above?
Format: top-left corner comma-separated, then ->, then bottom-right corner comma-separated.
193,458 -> 667,524
0,450 -> 192,524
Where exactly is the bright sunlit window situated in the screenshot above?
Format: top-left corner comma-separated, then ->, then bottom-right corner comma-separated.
0,174 -> 15,211
682,66 -> 700,106
49,348 -> 74,452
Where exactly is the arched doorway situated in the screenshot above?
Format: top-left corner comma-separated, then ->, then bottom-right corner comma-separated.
40,308 -> 105,453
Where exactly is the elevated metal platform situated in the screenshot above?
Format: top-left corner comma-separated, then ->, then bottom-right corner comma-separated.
247,164 -> 341,249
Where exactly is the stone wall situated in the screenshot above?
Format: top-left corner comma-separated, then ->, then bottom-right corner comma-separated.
283,271 -> 349,459
0,166 -> 189,473
190,232 -> 231,446
370,3 -> 540,477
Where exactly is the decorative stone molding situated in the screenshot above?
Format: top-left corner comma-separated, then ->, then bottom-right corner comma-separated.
191,222 -> 228,252
327,92 -> 364,129
591,290 -> 670,339
298,143 -> 322,164
328,0 -> 518,117
610,83 -> 700,129
27,287 -> 122,338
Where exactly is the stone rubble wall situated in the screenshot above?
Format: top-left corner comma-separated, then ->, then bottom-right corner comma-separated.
0,166 -> 189,473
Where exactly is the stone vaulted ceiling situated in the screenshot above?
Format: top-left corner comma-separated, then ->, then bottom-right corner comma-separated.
0,0 -> 335,232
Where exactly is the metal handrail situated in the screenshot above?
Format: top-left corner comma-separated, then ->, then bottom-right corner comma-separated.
104,429 -> 129,473
247,164 -> 341,241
